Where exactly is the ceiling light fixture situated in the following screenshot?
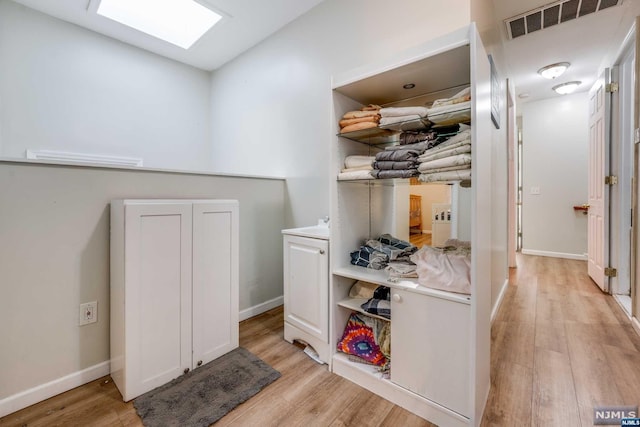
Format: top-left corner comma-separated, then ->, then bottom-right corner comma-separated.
538,62 -> 570,79
403,83 -> 416,89
95,0 -> 223,49
552,81 -> 581,95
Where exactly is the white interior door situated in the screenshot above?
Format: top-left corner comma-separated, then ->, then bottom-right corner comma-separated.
587,69 -> 611,292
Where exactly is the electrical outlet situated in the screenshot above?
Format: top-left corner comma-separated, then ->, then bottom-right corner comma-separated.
79,301 -> 97,326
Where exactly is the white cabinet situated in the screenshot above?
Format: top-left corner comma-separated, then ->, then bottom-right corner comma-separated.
282,228 -> 329,363
110,199 -> 239,401
329,24 -> 492,427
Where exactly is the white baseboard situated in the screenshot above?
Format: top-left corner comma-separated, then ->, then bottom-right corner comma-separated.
491,279 -> 509,324
521,249 -> 587,261
239,296 -> 284,321
422,230 -> 432,235
632,316 -> 640,337
0,361 -> 110,418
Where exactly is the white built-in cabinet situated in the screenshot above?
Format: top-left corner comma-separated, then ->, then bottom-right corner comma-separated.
282,228 -> 330,363
110,199 -> 239,402
329,24 -> 492,427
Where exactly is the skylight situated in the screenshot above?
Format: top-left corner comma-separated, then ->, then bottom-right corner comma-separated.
96,0 -> 222,49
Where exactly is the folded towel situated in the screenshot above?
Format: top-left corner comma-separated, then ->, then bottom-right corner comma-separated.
361,104 -> 382,111
373,160 -> 418,170
375,149 -> 422,162
418,143 -> 471,164
341,165 -> 373,173
341,121 -> 379,133
400,130 -> 437,145
339,115 -> 380,128
427,100 -> 471,118
379,115 -> 422,125
430,87 -> 471,108
344,155 -> 375,169
338,170 -> 373,180
418,168 -> 472,183
416,164 -> 472,174
342,110 -> 380,119
419,153 -> 471,170
371,169 -> 419,179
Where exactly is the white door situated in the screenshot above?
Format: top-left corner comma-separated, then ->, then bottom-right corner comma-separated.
192,201 -> 239,369
125,202 -> 193,399
390,289 -> 471,417
283,235 -> 328,342
587,69 -> 611,292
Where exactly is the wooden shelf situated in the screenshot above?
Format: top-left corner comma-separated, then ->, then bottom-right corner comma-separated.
337,297 -> 390,322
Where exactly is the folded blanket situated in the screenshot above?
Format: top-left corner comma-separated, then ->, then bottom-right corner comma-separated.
418,143 -> 471,164
379,115 -> 422,125
339,115 -> 380,128
417,164 -> 472,174
400,130 -> 437,145
428,102 -> 472,125
384,140 -> 441,153
338,170 -> 373,180
430,87 -> 471,108
341,121 -> 379,133
361,298 -> 391,319
342,110 -> 380,119
375,148 -> 422,162
410,244 -> 471,294
350,246 -> 388,270
344,155 -> 375,169
379,106 -> 429,117
378,234 -> 417,252
379,117 -> 431,131
365,239 -> 410,261
418,168 -> 472,183
419,153 -> 471,170
373,160 -> 418,170
371,169 -> 419,179
341,165 -> 373,173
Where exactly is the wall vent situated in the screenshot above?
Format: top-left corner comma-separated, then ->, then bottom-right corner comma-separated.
505,0 -> 622,39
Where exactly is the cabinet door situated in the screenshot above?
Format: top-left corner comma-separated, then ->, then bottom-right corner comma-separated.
283,235 -> 328,342
192,201 -> 239,369
124,202 -> 192,399
390,289 -> 470,417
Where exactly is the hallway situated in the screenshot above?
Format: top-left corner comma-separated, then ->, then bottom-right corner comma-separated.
481,254 -> 640,426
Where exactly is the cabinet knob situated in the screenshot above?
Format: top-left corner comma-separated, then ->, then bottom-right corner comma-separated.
392,293 -> 402,303
319,249 -> 325,254
183,368 -> 190,374
197,360 -> 203,367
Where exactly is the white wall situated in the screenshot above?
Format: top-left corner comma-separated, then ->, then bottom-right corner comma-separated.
210,0 -> 471,227
521,92 -> 589,258
0,1 -> 212,171
410,184 -> 451,234
0,162 -> 285,410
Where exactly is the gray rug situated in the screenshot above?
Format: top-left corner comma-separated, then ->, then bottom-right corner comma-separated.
133,347 -> 281,427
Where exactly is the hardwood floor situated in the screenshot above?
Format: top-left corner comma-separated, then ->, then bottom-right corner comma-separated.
409,232 -> 431,247
3,254 -> 640,426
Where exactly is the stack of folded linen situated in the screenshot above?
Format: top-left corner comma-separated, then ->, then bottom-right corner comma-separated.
427,87 -> 471,126
398,129 -> 438,145
417,128 -> 472,182
372,145 -> 423,179
378,106 -> 431,131
338,155 -> 375,180
339,104 -> 381,133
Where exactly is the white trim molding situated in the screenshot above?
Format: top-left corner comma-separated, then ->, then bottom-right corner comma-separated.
26,149 -> 143,167
239,296 -> 283,321
632,316 -> 640,338
521,249 -> 587,261
0,361 -> 110,418
491,279 -> 509,324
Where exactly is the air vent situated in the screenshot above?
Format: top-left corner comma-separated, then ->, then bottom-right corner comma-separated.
505,0 -> 622,39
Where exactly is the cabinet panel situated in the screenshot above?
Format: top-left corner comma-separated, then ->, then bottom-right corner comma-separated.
192,202 -> 239,368
283,235 -> 328,341
390,289 -> 470,417
125,203 -> 192,400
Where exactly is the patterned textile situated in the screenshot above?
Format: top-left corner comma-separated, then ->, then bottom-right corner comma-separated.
399,130 -> 437,145
337,313 -> 388,366
373,286 -> 391,301
350,246 -> 388,270
360,299 -> 391,319
378,234 -> 417,252
374,149 -> 422,162
371,169 -> 419,179
373,160 -> 418,171
418,168 -> 471,183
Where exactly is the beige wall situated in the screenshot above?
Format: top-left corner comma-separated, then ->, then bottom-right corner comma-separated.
0,161 -> 285,403
409,184 -> 451,234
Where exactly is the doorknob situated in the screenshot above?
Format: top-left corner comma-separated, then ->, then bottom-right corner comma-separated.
392,293 -> 402,303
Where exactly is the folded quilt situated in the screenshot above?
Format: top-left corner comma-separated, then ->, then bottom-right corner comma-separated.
373,160 -> 418,170
419,153 -> 471,170
339,115 -> 380,128
379,106 -> 429,117
338,170 -> 373,180
344,155 -> 375,169
375,148 -> 422,162
342,110 -> 381,119
371,169 -> 419,179
418,168 -> 472,183
418,143 -> 471,164
341,121 -> 379,133
350,246 -> 388,270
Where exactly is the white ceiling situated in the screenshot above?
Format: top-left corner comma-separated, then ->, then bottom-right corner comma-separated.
9,0 -> 640,107
10,0 -> 327,71
492,0 -> 640,107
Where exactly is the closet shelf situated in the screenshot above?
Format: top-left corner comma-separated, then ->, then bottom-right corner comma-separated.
337,127 -> 400,145
336,177 -> 411,186
337,297 -> 391,322
333,265 -> 471,304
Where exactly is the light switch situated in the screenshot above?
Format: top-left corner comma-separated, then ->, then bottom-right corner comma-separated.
530,186 -> 541,195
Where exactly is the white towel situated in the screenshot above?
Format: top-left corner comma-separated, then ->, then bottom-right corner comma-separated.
379,106 -> 429,118
418,168 -> 471,183
418,143 -> 471,165
344,155 -> 375,169
337,170 -> 373,180
419,153 -> 471,171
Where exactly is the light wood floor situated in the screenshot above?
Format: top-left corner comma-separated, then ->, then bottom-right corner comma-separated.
409,232 -> 431,247
2,254 -> 640,426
